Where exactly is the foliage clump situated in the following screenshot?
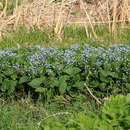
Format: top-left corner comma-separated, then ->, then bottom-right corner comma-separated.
0,44 -> 129,99
41,93 -> 130,130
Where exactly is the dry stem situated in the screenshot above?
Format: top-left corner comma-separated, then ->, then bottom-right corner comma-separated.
3,0 -> 8,17
112,0 -> 118,32
84,83 -> 102,105
54,0 -> 64,40
38,112 -> 71,126
107,0 -> 111,32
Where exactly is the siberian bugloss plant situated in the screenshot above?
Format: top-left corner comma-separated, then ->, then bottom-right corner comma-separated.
0,44 -> 129,100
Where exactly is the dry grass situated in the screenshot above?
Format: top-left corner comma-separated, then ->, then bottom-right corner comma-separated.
0,0 -> 129,39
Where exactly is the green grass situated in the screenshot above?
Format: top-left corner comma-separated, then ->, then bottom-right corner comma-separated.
0,98 -> 47,129
0,94 -> 97,129
0,25 -> 130,49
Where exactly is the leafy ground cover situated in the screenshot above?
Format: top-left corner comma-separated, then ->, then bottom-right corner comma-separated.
0,44 -> 129,99
42,93 -> 130,130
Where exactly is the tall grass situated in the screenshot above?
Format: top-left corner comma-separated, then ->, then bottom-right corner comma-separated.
0,25 -> 129,49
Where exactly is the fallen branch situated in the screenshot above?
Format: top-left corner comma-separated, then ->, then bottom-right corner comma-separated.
84,83 -> 102,105
38,112 -> 71,126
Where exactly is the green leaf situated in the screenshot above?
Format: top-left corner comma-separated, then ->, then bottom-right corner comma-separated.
126,93 -> 130,102
8,80 -> 17,94
125,83 -> 130,89
90,56 -> 97,65
10,74 -> 17,80
59,75 -> 69,81
100,71 -> 110,83
108,72 -> 118,78
99,83 -> 107,91
50,80 -> 59,88
0,77 -> 2,83
100,70 -> 108,77
4,69 -> 14,76
28,78 -> 43,88
0,80 -> 9,92
0,79 -> 17,94
35,87 -> 46,93
73,81 -> 84,90
59,81 -> 67,94
104,64 -> 111,70
19,76 -> 29,84
64,67 -> 81,75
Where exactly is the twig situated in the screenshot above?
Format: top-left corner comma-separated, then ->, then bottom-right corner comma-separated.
61,96 -> 70,103
38,112 -> 71,126
84,83 -> 102,105
68,19 -> 130,24
0,12 -> 4,18
64,0 -> 78,6
7,15 -> 16,24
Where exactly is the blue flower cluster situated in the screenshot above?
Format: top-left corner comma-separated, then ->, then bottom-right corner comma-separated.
0,44 -> 129,75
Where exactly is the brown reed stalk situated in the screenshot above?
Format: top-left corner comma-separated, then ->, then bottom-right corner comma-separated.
13,0 -> 19,28
54,0 -> 64,40
120,0 -> 128,26
64,2 -> 73,26
16,0 -> 18,14
37,0 -> 46,29
80,0 -> 97,39
98,1 -> 105,25
3,0 -> 8,17
112,0 -> 118,33
0,2 -> 3,8
107,0 -> 111,32
53,4 -> 56,26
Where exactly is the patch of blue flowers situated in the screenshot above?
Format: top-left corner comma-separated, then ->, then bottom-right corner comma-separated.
0,44 -> 129,98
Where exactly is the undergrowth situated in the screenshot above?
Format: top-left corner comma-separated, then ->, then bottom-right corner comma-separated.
0,24 -> 129,130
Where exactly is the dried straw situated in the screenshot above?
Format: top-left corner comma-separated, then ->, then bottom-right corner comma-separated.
0,0 -> 129,38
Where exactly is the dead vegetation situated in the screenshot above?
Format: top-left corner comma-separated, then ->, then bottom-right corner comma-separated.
0,0 -> 129,39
